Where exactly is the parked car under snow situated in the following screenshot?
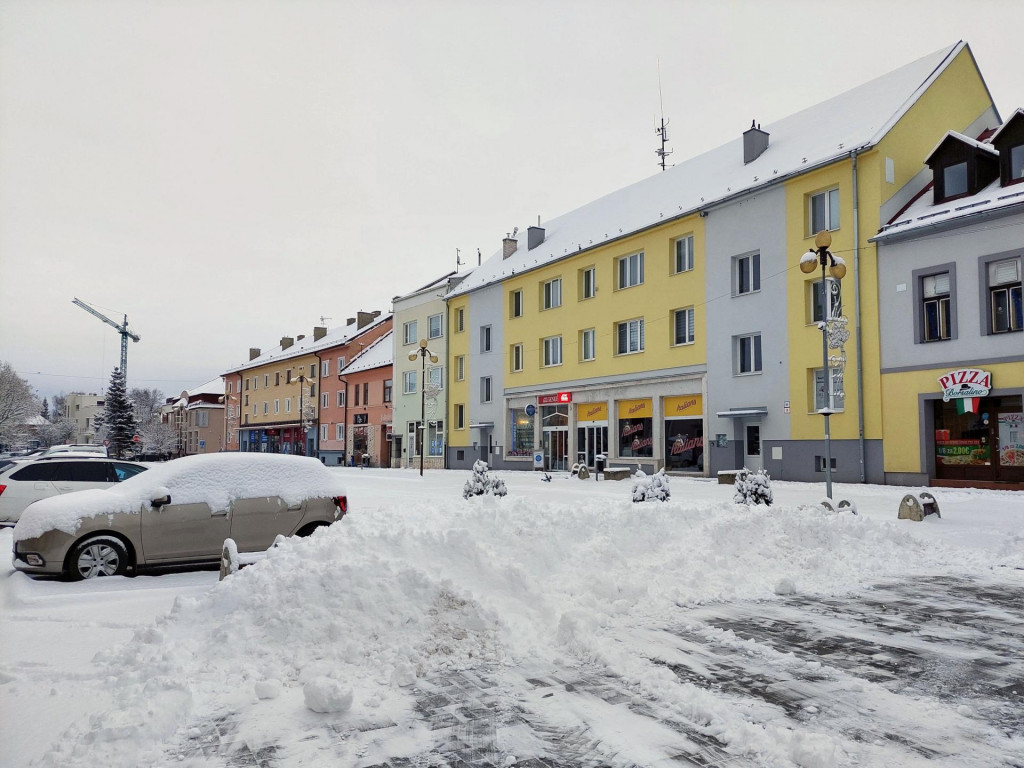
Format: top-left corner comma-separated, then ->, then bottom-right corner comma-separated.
12,453 -> 348,580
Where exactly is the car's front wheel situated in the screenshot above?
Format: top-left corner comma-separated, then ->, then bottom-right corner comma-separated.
68,536 -> 130,580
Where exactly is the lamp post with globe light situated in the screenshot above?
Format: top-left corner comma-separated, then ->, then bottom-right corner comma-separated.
799,230 -> 847,500
408,339 -> 438,476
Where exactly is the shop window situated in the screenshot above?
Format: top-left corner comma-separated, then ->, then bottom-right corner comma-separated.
665,420 -> 703,470
508,407 -> 534,456
808,188 -> 840,234
353,426 -> 368,455
427,421 -> 444,456
619,415 -> 653,458
988,257 -> 1022,333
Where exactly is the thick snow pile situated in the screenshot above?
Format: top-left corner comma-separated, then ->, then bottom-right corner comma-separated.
632,468 -> 671,502
33,482 -> 1019,766
14,453 -> 347,542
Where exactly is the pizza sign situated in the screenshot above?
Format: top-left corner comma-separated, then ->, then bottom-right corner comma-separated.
938,368 -> 991,414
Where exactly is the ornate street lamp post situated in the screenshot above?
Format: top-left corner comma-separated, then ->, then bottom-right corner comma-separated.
408,339 -> 438,476
799,230 -> 847,500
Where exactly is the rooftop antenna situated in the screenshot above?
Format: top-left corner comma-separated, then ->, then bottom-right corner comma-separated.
319,315 -> 332,325
477,248 -> 481,266
655,57 -> 672,171
456,248 -> 464,272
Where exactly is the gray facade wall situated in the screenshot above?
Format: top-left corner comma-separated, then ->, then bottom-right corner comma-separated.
703,187 -> 790,473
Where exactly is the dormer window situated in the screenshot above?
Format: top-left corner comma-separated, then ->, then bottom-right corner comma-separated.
1011,145 -> 1024,183
943,162 -> 968,197
989,108 -> 1024,187
925,130 -> 1000,204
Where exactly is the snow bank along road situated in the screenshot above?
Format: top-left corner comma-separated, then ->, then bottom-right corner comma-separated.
1,468 -> 1022,767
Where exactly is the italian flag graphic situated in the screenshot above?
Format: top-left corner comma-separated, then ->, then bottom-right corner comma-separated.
956,397 -> 981,415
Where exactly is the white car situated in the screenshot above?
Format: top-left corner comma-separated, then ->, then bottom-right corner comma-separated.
0,456 -> 147,527
40,444 -> 108,457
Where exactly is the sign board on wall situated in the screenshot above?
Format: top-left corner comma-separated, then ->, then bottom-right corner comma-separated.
664,395 -> 702,418
617,399 -> 652,419
538,392 -> 572,405
577,402 -> 608,423
938,368 -> 992,414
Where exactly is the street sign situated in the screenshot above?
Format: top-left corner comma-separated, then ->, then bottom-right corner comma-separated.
132,435 -> 141,443
103,440 -> 110,447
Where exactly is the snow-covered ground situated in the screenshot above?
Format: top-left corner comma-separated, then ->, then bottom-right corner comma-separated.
1,468 -> 1022,767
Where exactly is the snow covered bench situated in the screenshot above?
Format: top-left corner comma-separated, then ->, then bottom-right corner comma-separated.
717,470 -> 742,485
602,467 -> 632,481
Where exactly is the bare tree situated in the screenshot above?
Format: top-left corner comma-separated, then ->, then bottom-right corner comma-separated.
138,420 -> 178,458
129,387 -> 164,427
0,362 -> 39,448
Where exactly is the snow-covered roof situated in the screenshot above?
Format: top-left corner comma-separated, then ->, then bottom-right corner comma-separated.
341,331 -> 393,375
226,313 -> 392,374
187,377 -> 225,398
873,179 -> 1024,241
923,130 -> 999,164
449,42 -> 967,298
989,108 -> 1024,143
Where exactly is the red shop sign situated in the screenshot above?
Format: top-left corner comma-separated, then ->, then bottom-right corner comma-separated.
538,392 -> 572,405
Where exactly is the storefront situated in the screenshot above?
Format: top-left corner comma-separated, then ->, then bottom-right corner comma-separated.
617,398 -> 653,459
576,402 -> 608,468
931,368 -> 1024,485
540,396 -> 570,471
663,395 -> 704,471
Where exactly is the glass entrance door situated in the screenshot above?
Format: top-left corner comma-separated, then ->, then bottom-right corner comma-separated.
576,425 -> 608,467
543,429 -> 569,471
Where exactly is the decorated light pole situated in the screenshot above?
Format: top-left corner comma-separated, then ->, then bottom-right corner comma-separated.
408,339 -> 438,476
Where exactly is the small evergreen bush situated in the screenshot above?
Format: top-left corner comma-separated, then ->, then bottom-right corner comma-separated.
463,460 -> 507,499
734,468 -> 773,505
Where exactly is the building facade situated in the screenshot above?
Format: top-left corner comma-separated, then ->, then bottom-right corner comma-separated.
176,379 -> 226,455
64,393 -> 104,445
333,332 -> 394,467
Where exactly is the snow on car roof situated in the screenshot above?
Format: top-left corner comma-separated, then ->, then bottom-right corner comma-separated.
14,453 -> 347,542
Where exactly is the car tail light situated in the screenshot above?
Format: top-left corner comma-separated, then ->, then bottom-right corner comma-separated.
0,484 -> 5,497
333,496 -> 348,515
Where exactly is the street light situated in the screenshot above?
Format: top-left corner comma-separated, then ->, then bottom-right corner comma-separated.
408,339 -> 438,476
296,374 -> 309,456
799,230 -> 847,500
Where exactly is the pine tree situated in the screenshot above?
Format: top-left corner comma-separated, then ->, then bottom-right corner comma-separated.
96,368 -> 138,458
40,397 -> 50,421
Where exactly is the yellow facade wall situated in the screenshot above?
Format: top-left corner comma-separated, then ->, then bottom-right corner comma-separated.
238,354 -> 319,427
881,361 -> 1024,473
447,295 -> 471,448
502,215 -> 706,388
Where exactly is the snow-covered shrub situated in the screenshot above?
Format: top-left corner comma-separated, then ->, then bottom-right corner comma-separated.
462,460 -> 507,499
631,468 -> 671,502
734,468 -> 773,506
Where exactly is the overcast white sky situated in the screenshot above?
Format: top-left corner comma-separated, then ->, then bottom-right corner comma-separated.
1,0 -> 1022,405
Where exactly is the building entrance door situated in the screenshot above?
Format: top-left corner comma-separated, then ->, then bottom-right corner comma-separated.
543,429 -> 569,471
744,423 -> 762,471
576,425 -> 608,467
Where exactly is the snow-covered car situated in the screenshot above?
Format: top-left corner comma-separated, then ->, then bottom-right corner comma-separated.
11,453 -> 348,580
0,456 -> 148,528
40,444 -> 108,457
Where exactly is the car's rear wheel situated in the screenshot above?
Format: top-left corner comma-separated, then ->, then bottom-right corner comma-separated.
296,522 -> 328,537
68,536 -> 130,580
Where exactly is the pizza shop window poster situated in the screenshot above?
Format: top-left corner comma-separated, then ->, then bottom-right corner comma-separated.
617,399 -> 653,458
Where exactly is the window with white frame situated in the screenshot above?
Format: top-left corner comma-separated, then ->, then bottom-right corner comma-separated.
542,278 -> 562,309
227,381 -> 233,394
336,423 -> 344,440
456,355 -> 465,381
274,399 -> 280,414
383,379 -> 392,403
455,403 -> 465,429
321,361 -> 329,376
195,410 -> 209,428
264,374 -> 269,388
403,370 -> 417,394
481,325 -> 492,352
263,402 -> 269,414
581,267 -> 596,300
427,420 -> 444,456
922,272 -> 952,341
617,251 -> 644,289
427,366 -> 443,389
580,328 -> 596,361
813,367 -> 845,412
809,188 -> 840,234
735,253 -> 760,295
616,318 -> 644,355
511,343 -> 524,372
285,398 -> 291,412
321,424 -> 328,440
428,313 -> 443,339
321,393 -> 330,408
403,320 -> 418,345
673,235 -> 694,273
253,404 -> 257,415
811,278 -> 842,323
253,376 -> 258,390
735,333 -> 763,374
481,376 -> 492,403
542,336 -> 563,366
336,357 -> 346,374
511,289 -> 523,318
309,363 -> 317,379
672,307 -> 695,345
455,307 -> 465,332
989,257 -> 1022,333
337,391 -> 346,407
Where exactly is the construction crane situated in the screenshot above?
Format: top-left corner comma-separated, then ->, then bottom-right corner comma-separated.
72,298 -> 141,380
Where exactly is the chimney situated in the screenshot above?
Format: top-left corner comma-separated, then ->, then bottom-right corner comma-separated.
249,347 -> 261,361
280,336 -> 294,350
297,334 -> 305,341
314,326 -> 327,341
743,120 -> 769,164
527,226 -> 545,250
372,310 -> 381,318
356,311 -> 375,329
502,235 -> 518,260
346,317 -> 356,326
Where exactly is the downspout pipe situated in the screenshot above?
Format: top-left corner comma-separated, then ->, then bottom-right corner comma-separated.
852,149 -> 866,483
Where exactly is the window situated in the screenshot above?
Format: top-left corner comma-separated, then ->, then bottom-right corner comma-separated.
274,399 -> 280,414
511,343 -> 524,372
481,377 -> 492,403
922,272 -> 951,341
427,367 -> 443,389
617,252 -> 644,289
337,357 -> 346,374
363,381 -> 369,404
944,162 -> 968,198
263,402 -> 269,414
354,385 -> 360,406
580,329 -> 595,361
543,336 -> 563,367
264,374 -> 269,388
735,333 -> 763,374
455,404 -> 465,429
286,370 -> 291,384
275,372 -> 280,386
254,376 -> 258,390
989,257 -> 1022,333
735,253 -> 760,295
542,278 -> 562,309
511,289 -> 524,318
1011,145 -> 1024,182
321,361 -> 329,377
403,320 -> 418,345
455,307 -> 465,332
321,424 -> 328,440
427,420 -> 444,456
383,379 -> 392,403
245,378 -> 250,391
321,393 -> 330,408
310,364 -> 316,379
616,319 -> 644,355
403,370 -> 417,394
337,391 -> 346,407
195,410 -> 209,428
481,325 -> 492,352
428,313 -> 443,339
672,308 -> 695,345
285,398 -> 291,412
456,355 -> 465,381
813,367 -> 845,412
673,235 -> 694,273
227,381 -> 233,394
809,188 -> 840,233
336,423 -> 344,440
309,383 -> 316,399
811,278 -> 842,323
581,267 -> 596,300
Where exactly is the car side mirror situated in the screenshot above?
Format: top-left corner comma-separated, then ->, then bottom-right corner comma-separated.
151,494 -> 171,508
